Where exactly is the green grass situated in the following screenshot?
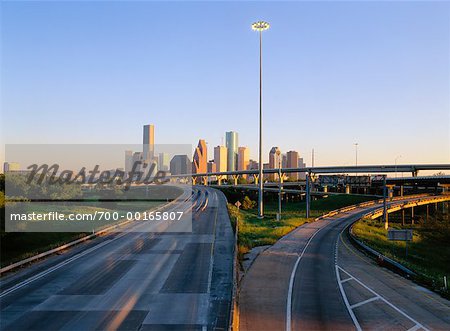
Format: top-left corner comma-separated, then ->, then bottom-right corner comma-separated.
353,217 -> 450,296
227,194 -> 376,261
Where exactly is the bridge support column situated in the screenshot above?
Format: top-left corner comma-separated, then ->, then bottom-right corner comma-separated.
402,209 -> 405,226
383,176 -> 388,230
411,206 -> 415,225
345,184 -> 351,194
400,185 -> 404,197
323,185 -> 328,193
387,185 -> 395,199
253,174 -> 259,185
306,173 -> 311,218
232,175 -> 239,186
426,204 -> 429,223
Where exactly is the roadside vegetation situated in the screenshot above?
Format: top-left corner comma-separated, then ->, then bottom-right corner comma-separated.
353,210 -> 450,298
221,188 -> 376,262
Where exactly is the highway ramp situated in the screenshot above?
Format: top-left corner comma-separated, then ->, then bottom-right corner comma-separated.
239,195 -> 450,331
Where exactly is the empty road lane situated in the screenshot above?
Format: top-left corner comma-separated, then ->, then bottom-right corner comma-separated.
0,187 -> 234,331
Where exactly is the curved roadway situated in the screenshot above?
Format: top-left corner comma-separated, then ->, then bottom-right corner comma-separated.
239,195 -> 450,331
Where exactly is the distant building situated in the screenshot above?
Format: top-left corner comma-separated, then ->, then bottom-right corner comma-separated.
125,150 -> 134,178
192,139 -> 207,174
207,161 -> 216,173
298,157 -> 306,180
225,131 -> 239,171
170,155 -> 191,175
263,163 -> 270,180
238,147 -> 250,174
214,146 -> 227,173
248,159 -> 259,170
286,151 -> 299,180
3,162 -> 20,172
269,147 -> 282,180
282,154 -> 287,168
143,124 -> 155,162
158,152 -> 170,172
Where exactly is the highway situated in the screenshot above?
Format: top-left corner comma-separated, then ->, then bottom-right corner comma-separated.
239,195 -> 450,331
0,186 -> 234,331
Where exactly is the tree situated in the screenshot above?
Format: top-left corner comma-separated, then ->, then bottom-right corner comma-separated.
241,196 -> 257,210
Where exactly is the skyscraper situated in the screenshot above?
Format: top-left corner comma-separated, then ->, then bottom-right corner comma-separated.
225,131 -> 238,171
192,139 -> 207,174
125,150 -> 134,178
170,155 -> 190,175
158,152 -> 170,172
143,124 -> 155,161
269,147 -> 281,180
238,147 -> 250,171
298,157 -> 306,180
286,151 -> 299,180
214,146 -> 228,172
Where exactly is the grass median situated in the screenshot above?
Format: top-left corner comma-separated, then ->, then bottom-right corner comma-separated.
226,194 -> 376,262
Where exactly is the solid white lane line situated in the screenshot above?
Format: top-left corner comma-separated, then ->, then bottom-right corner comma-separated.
336,266 -> 430,331
350,296 -> 380,309
335,264 -> 363,331
285,224 -> 327,331
406,325 -> 422,331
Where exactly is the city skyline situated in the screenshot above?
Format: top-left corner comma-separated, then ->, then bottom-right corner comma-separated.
1,1 -> 449,168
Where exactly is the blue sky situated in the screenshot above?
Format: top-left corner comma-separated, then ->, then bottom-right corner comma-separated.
1,1 -> 449,167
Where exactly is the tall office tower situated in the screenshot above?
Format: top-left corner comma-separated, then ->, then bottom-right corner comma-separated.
128,152 -> 143,180
282,154 -> 287,168
225,131 -> 239,171
269,147 -> 281,180
125,150 -> 134,178
238,147 -> 250,171
143,124 -> 155,161
158,152 -> 170,172
214,146 -> 228,172
170,155 -> 191,175
286,150 -> 299,181
298,157 -> 306,180
207,161 -> 216,173
192,139 -> 208,174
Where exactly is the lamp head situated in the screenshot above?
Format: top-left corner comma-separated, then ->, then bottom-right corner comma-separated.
252,21 -> 270,31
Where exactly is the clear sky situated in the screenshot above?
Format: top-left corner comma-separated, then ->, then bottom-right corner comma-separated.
1,0 -> 449,168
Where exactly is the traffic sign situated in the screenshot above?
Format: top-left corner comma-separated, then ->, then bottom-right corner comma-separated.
388,229 -> 413,241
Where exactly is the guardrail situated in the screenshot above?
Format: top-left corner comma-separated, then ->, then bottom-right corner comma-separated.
347,225 -> 417,278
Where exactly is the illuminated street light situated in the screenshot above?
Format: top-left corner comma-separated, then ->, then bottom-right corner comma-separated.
252,20 -> 270,219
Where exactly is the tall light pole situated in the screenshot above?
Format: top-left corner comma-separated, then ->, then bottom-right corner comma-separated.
252,20 -> 270,219
354,142 -> 359,176
276,149 -> 282,220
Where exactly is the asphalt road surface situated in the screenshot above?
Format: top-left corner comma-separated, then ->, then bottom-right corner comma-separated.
239,195 -> 450,331
1,186 -> 234,331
